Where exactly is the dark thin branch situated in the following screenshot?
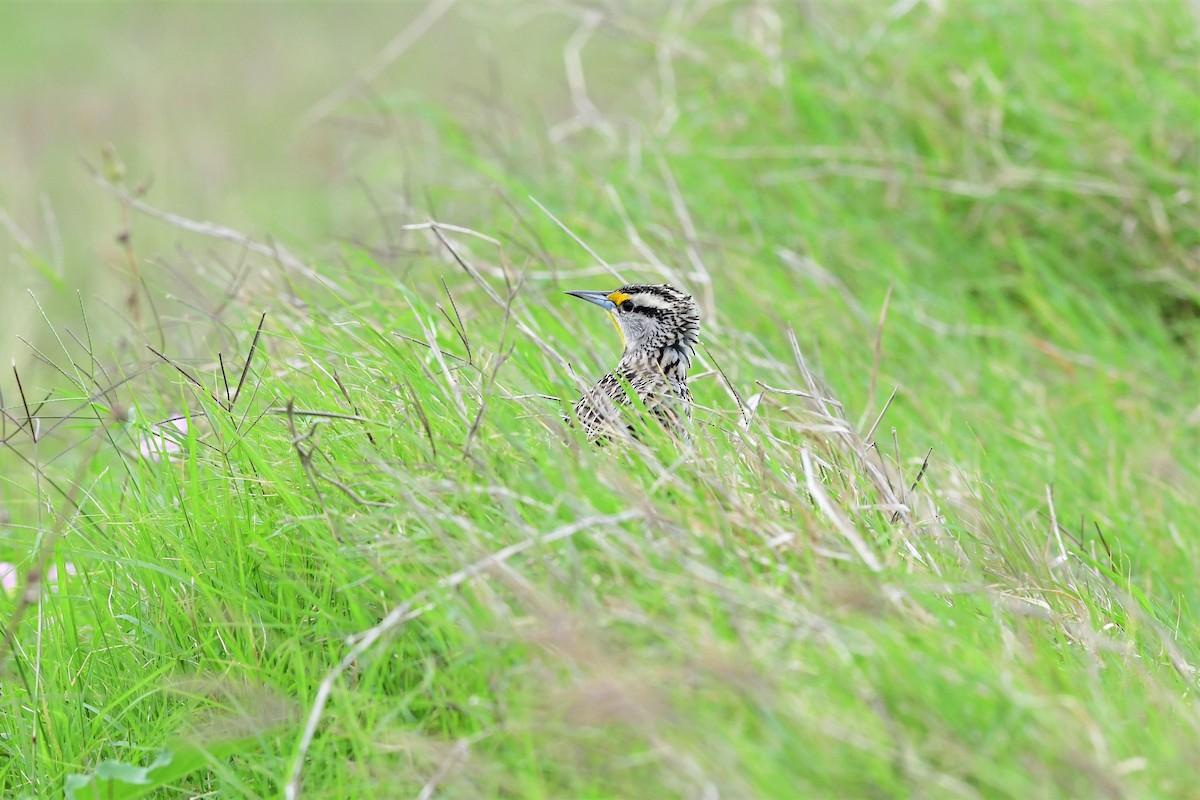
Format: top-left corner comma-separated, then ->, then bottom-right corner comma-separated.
402,376 -> 437,462
891,447 -> 934,523
1093,521 -> 1112,561
219,352 -> 232,407
233,312 -> 267,407
264,408 -> 385,425
701,344 -> 746,424
439,277 -> 472,365
12,365 -> 36,443
332,371 -> 377,446
392,333 -> 470,364
319,472 -> 394,508
147,345 -> 211,397
283,398 -> 328,510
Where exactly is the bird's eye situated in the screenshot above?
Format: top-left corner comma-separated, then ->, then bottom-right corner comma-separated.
619,300 -> 635,313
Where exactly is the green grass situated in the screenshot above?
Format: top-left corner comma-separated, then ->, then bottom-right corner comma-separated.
2,1 -> 1200,797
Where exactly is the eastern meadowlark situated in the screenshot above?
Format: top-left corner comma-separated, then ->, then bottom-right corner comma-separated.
566,283 -> 700,440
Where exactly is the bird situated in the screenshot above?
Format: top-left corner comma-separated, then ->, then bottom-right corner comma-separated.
565,283 -> 700,440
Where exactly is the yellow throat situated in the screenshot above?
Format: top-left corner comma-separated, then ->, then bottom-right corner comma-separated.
607,312 -> 626,348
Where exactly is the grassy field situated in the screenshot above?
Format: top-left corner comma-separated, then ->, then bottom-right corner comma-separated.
2,1 -> 1199,798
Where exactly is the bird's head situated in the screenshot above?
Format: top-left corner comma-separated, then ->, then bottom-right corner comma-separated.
566,283 -> 700,358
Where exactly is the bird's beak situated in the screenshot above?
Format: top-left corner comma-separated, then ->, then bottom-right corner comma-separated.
565,290 -> 616,312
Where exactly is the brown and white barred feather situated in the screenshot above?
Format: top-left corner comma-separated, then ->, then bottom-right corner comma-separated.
571,284 -> 700,441
573,365 -> 692,440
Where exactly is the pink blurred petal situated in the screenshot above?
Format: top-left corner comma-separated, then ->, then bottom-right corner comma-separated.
0,561 -> 78,594
0,563 -> 17,593
137,416 -> 189,463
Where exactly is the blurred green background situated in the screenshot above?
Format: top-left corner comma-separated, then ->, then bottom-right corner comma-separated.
0,2 -> 610,354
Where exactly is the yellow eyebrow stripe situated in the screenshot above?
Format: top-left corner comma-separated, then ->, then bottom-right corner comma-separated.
607,291 -> 631,305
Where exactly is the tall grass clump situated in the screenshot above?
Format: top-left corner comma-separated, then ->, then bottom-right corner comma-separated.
1,2 -> 1198,798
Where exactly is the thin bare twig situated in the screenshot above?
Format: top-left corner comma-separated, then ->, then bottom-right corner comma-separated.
801,448 -> 882,572
87,168 -> 340,292
865,284 -> 892,425
864,385 -> 899,445
296,0 -> 458,130
527,196 -> 624,284
415,738 -> 473,800
547,9 -> 617,144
